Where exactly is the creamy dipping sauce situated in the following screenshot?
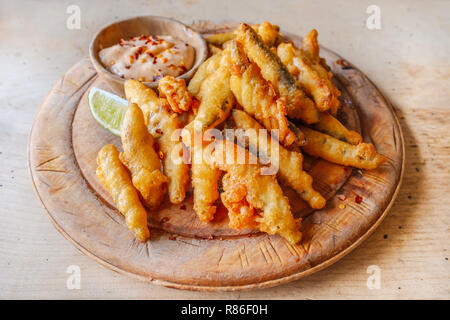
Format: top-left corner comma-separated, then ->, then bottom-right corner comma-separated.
99,35 -> 194,82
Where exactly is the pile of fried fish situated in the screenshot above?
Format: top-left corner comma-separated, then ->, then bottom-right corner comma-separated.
96,22 -> 386,244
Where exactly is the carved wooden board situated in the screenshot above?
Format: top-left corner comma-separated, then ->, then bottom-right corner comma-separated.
28,21 -> 404,291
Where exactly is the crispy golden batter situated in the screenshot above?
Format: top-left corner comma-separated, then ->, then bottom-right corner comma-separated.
300,126 -> 386,170
125,80 -> 189,204
158,76 -> 194,113
235,23 -> 319,124
191,142 -> 221,222
213,140 -> 302,244
221,172 -> 258,230
96,144 -> 150,242
229,41 -> 296,147
288,120 -> 306,146
314,112 -> 362,145
182,55 -> 234,147
206,32 -> 236,47
229,110 -> 325,209
120,103 -> 168,209
301,29 -> 320,63
250,22 -> 280,47
188,51 -> 224,97
206,22 -> 280,47
300,29 -> 341,113
277,42 -> 335,112
208,43 -> 223,55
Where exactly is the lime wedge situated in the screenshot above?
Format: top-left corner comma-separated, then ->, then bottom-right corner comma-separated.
88,87 -> 128,136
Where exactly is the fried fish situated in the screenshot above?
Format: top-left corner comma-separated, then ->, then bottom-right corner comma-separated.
213,139 -> 302,244
125,80 -> 190,205
229,41 -> 297,147
229,110 -> 326,209
96,144 -> 150,242
235,23 -> 319,124
119,103 -> 168,209
300,126 -> 386,170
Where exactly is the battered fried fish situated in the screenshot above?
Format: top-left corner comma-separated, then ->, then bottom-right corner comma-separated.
229,110 -> 326,209
125,80 -> 189,204
191,142 -> 221,222
301,29 -> 320,63
229,41 -> 297,147
158,76 -> 194,113
300,126 -> 386,170
235,23 -> 319,124
277,42 -> 337,112
206,22 -> 280,47
120,103 -> 168,209
96,144 -> 150,242
182,55 -> 234,147
188,51 -> 224,97
313,112 -> 362,145
206,32 -> 236,47
300,29 -> 341,114
213,139 -> 302,244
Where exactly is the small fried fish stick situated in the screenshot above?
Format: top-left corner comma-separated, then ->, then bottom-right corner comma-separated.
230,110 -> 325,209
301,29 -> 320,63
120,103 -> 168,210
278,42 -> 333,112
188,51 -> 224,97
206,22 -> 280,47
125,80 -> 189,204
182,59 -> 234,147
301,29 -> 333,71
191,143 -> 221,222
96,144 -> 150,242
300,126 -> 386,170
302,30 -> 338,106
229,41 -> 296,147
235,23 -> 319,124
206,32 -> 236,46
313,112 -> 362,145
213,140 -> 302,244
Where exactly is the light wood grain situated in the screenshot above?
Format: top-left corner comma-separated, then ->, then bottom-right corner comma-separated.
28,21 -> 403,290
1,0 -> 449,299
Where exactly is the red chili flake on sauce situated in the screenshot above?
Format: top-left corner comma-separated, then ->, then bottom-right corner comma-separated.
169,235 -> 177,241
129,55 -> 134,64
355,195 -> 363,204
153,142 -> 160,152
120,75 -> 124,79
338,194 -> 346,201
153,57 -> 157,64
180,204 -> 186,210
155,128 -> 163,135
147,52 -> 154,57
125,65 -> 131,69
179,65 -> 187,73
161,57 -> 168,63
120,38 -> 126,46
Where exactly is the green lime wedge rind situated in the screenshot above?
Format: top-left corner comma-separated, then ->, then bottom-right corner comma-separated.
88,87 -> 128,136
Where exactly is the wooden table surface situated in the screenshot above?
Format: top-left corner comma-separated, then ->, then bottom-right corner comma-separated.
0,0 -> 448,299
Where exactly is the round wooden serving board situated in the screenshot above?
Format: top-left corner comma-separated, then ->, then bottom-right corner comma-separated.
28,21 -> 404,291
